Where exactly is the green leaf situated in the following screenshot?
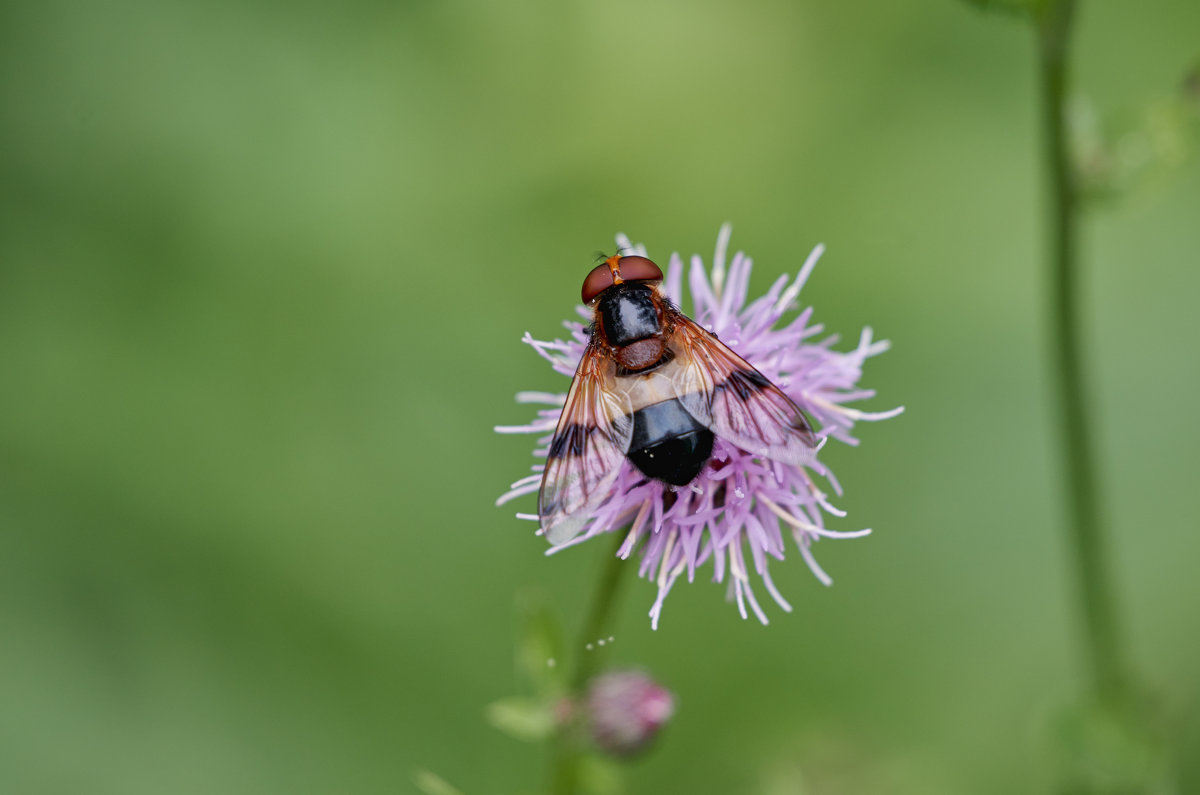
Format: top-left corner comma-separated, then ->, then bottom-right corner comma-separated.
514,589 -> 566,697
485,696 -> 557,743
414,769 -> 466,795
1071,81 -> 1200,205
576,755 -> 624,795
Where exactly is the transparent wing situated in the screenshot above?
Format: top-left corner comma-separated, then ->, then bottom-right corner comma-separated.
671,313 -> 817,466
538,343 -> 633,545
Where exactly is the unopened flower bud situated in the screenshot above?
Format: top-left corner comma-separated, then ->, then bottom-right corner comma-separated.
585,670 -> 674,756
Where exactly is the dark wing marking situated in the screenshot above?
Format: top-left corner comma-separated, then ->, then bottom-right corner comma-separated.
538,343 -> 633,545
670,312 -> 817,466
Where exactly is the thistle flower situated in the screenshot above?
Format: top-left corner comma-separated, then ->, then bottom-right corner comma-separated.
496,225 -> 901,628
584,670 -> 674,757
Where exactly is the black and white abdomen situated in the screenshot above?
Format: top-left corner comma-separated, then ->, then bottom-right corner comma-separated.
626,399 -> 714,486
594,281 -> 715,485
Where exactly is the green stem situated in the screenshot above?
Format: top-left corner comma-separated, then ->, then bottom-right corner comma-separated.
551,532 -> 629,795
569,533 -> 629,691
1034,0 -> 1127,705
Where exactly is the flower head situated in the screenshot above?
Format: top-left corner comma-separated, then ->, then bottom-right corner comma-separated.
496,225 -> 901,628
584,669 -> 674,756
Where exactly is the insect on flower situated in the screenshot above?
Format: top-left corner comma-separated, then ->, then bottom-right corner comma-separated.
540,253 -> 818,546
497,226 -> 900,628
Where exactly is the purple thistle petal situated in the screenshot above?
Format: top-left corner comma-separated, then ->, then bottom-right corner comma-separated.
496,227 -> 901,627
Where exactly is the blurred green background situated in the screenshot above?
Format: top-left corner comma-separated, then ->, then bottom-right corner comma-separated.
2,0 -> 1198,792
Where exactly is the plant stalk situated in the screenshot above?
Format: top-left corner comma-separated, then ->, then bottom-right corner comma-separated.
1035,0 -> 1127,705
551,532 -> 629,794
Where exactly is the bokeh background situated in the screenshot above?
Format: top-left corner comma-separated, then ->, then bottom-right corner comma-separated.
2,0 -> 1198,792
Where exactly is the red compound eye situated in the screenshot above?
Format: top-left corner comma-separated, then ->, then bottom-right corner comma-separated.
581,264 -> 615,305
581,256 -> 664,304
616,256 -> 663,284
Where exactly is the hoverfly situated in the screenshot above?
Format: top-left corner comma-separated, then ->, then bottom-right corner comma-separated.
539,253 -> 818,545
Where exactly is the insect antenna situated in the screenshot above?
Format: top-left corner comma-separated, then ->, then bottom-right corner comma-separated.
594,245 -> 632,263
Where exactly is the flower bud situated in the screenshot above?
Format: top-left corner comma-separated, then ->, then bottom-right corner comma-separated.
585,670 -> 674,756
